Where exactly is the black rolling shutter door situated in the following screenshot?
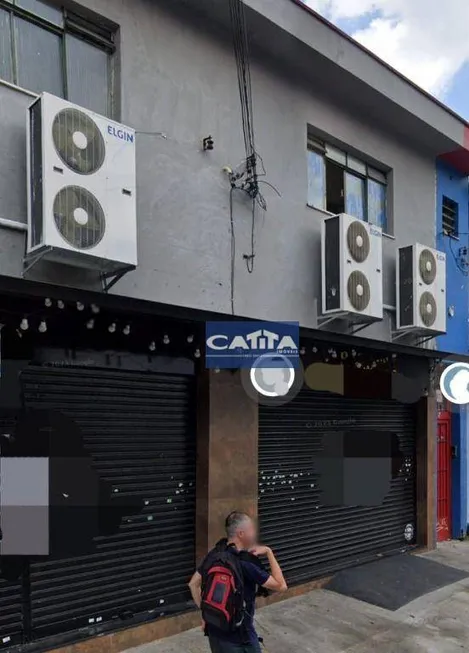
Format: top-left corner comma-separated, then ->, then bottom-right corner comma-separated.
20,366 -> 196,640
0,413 -> 24,649
259,390 -> 416,585
0,578 -> 23,648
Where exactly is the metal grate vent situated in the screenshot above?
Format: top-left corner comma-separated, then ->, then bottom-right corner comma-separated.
442,196 -> 458,237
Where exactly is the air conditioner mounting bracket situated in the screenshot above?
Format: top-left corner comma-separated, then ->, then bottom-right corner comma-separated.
317,312 -> 349,330
349,322 -> 370,335
391,328 -> 436,347
23,247 -> 54,277
318,312 -> 375,335
100,264 -> 136,293
415,334 -> 436,347
391,329 -> 413,342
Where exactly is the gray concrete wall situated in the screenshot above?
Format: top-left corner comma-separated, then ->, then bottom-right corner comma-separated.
0,0 -> 436,339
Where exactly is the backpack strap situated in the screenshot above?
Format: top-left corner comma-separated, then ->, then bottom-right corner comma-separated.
237,550 -> 270,598
200,544 -> 245,597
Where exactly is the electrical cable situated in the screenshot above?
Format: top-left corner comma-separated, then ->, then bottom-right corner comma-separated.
438,230 -> 469,276
243,199 -> 256,274
258,180 -> 281,197
135,131 -> 167,139
229,187 -> 237,315
229,186 -> 254,312
229,0 -> 263,281
449,237 -> 468,276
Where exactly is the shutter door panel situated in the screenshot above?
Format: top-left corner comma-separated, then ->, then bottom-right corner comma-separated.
259,391 -> 416,585
0,579 -> 23,648
21,366 -> 196,639
0,414 -> 24,648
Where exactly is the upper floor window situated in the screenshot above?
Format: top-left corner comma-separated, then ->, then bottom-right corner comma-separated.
307,134 -> 388,232
0,0 -> 114,116
442,195 -> 458,237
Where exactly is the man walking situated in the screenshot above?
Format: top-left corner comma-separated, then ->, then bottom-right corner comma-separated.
188,511 -> 287,653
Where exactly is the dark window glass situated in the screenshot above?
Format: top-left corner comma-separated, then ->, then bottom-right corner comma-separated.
15,16 -> 63,95
0,8 -> 13,83
368,179 -> 386,229
345,172 -> 365,221
66,35 -> 109,116
325,160 -> 345,215
307,134 -> 389,231
0,2 -> 112,117
16,0 -> 63,26
307,149 -> 326,210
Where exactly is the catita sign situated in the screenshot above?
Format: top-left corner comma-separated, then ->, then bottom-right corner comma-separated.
205,321 -> 299,369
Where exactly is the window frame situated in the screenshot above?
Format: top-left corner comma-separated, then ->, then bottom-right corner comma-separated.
307,135 -> 389,233
0,0 -> 115,115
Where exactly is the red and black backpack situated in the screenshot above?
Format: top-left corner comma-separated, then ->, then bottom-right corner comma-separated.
200,541 -> 246,633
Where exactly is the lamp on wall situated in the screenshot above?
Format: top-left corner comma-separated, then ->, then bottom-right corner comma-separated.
202,136 -> 214,151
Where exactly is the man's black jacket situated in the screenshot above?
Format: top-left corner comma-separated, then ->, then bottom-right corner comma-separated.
205,538 -> 270,597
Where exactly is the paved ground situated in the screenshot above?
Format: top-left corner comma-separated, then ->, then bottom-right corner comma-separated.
125,541 -> 469,653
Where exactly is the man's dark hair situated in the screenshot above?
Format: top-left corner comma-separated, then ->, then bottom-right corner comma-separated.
225,511 -> 251,539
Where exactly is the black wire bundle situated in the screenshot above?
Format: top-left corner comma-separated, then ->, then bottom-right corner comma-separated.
228,0 -> 282,313
228,0 -> 258,309
229,0 -> 256,167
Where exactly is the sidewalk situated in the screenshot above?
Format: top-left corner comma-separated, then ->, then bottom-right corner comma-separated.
123,541 -> 469,653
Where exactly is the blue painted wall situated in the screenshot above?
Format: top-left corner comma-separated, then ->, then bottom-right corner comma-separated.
436,160 -> 469,537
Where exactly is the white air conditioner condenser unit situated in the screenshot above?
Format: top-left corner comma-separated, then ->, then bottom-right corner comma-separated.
321,213 -> 383,321
396,243 -> 446,334
26,92 -> 137,271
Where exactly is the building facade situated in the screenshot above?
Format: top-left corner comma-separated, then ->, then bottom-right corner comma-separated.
0,0 -> 467,651
436,161 -> 469,540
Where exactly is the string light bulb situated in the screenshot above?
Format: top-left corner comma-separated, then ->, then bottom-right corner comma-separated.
38,320 -> 47,333
123,324 -> 131,335
187,334 -> 194,344
91,304 -> 100,314
76,302 -> 85,311
194,349 -> 201,359
86,319 -> 95,330
300,347 -> 306,355
57,300 -> 64,309
108,322 -> 116,333
44,298 -> 52,308
20,318 -> 29,331
149,341 -> 156,352
214,367 -> 221,374
163,334 -> 170,345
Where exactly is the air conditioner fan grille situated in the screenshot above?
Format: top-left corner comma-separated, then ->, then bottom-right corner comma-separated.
346,221 -> 370,262
347,270 -> 370,312
53,186 -> 105,250
52,108 -> 105,175
419,291 -> 437,327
